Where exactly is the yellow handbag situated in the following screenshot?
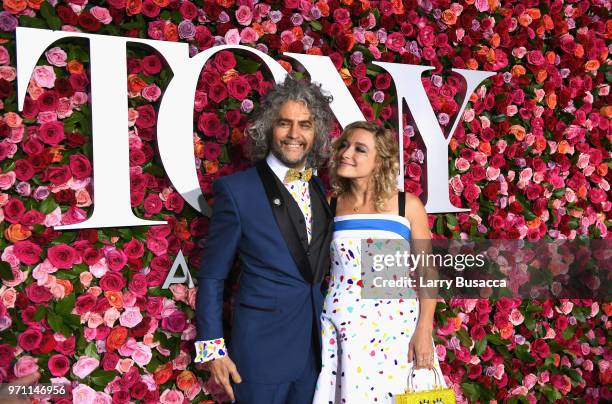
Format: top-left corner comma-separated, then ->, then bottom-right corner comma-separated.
395,366 -> 456,404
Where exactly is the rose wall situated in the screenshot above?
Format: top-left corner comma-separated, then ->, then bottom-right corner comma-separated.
0,0 -> 610,403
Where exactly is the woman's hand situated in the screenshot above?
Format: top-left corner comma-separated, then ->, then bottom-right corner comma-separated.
408,325 -> 434,369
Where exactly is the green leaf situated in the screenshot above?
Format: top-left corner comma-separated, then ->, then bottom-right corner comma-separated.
487,333 -> 507,345
445,214 -> 458,227
90,369 -> 116,387
33,306 -> 47,321
514,344 -> 534,363
474,336 -> 487,355
54,231 -> 78,244
84,343 -> 99,359
455,328 -> 472,348
542,386 -> 562,402
39,197 -> 59,214
55,293 -> 76,316
0,262 -> 13,281
235,55 -> 261,74
310,20 -> 322,31
460,382 -> 480,401
39,2 -> 55,19
491,114 -> 507,123
19,16 -> 48,29
47,16 -> 61,30
562,326 -> 575,340
47,312 -> 70,336
118,228 -> 133,240
525,302 -> 542,314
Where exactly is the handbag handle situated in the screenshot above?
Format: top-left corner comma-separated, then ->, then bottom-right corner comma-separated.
407,365 -> 443,391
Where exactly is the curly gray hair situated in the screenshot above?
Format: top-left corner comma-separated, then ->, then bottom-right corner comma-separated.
246,75 -> 334,169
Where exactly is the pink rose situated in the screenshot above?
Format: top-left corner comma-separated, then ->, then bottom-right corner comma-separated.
0,171 -> 15,190
72,384 -> 97,403
142,84 -> 161,102
72,356 -> 99,379
146,237 -> 168,256
240,27 -> 258,44
90,6 -> 112,24
32,66 -> 56,88
159,389 -> 184,404
105,248 -> 128,271
120,307 -> 143,328
14,356 -> 39,378
161,310 -> 187,333
45,47 -> 67,67
225,28 -> 241,45
131,343 -> 152,367
128,273 -> 148,296
235,5 -> 253,26
13,240 -> 42,265
25,283 -> 53,303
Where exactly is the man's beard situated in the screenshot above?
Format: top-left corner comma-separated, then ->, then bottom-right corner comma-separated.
270,142 -> 311,168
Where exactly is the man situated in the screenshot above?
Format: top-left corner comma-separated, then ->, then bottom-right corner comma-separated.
194,75 -> 334,404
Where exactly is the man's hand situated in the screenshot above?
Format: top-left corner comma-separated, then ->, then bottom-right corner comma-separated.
208,356 -> 242,401
0,371 -> 41,404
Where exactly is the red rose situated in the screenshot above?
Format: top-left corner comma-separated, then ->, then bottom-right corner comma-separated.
467,363 -> 482,379
13,241 -> 42,265
142,55 -> 162,75
3,198 -> 25,223
128,273 -> 148,296
55,335 -> 75,355
589,188 -> 606,204
0,344 -> 15,367
469,325 -> 486,341
69,154 -> 92,180
48,354 -> 70,377
150,255 -> 172,271
38,121 -> 65,145
417,26 -> 435,46
131,190 -> 145,207
56,5 -> 78,25
45,165 -> 72,185
55,78 -> 74,97
47,244 -> 78,269
113,390 -> 130,404
17,328 -> 43,351
164,192 -> 184,213
179,1 -> 198,19
525,183 -> 542,200
102,351 -> 120,371
22,97 -> 39,119
463,183 -> 480,202
406,162 -> 421,180
14,159 -> 35,181
75,294 -> 97,315
227,76 -> 251,101
356,77 -> 371,93
208,80 -> 228,104
531,338 -> 550,359
37,90 -> 59,111
131,381 -> 148,400
106,248 -> 128,271
83,247 -> 103,265
100,272 -> 126,292
25,284 -> 53,303
136,104 -> 156,128
483,182 -> 500,200
78,11 -> 101,31
69,73 -> 89,91
38,333 -> 57,353
213,50 -> 236,73
142,0 -> 160,18
143,194 -> 162,217
385,32 -> 406,52
123,239 -> 144,259
555,315 -> 569,331
161,310 -> 187,332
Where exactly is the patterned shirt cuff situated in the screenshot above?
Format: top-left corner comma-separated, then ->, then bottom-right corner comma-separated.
194,338 -> 227,363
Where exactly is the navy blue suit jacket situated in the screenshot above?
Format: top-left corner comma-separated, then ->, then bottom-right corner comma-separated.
195,161 -> 332,384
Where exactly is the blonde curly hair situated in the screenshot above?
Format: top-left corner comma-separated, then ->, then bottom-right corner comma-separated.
330,121 -> 399,212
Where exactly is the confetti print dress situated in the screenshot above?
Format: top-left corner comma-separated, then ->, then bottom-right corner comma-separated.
313,214 -> 446,404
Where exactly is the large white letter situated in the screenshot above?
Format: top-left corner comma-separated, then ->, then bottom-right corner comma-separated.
374,63 -> 495,213
16,27 -> 180,229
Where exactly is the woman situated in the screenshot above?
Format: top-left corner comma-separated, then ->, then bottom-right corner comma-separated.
313,121 -> 446,403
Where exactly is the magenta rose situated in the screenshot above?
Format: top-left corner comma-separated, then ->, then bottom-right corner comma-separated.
207,80 -> 228,104
227,76 -> 251,101
45,166 -> 72,186
25,284 -> 53,304
164,192 -> 185,213
106,248 -> 128,271
13,241 -> 42,265
213,50 -> 236,72
161,310 -> 187,333
55,336 -> 75,355
47,244 -> 78,269
38,121 -> 65,145
17,328 -> 43,351
150,255 -> 172,271
102,351 -> 120,371
143,194 -> 162,216
531,338 -> 550,359
142,55 -> 162,75
203,142 -> 221,161
146,237 -> 168,256
14,159 -> 35,181
48,354 -> 70,376
69,154 -> 92,180
99,272 -> 126,292
135,104 -> 156,128
0,344 -> 15,367
128,273 -> 148,296
3,197 -> 25,223
123,239 -> 144,259
75,294 -> 97,315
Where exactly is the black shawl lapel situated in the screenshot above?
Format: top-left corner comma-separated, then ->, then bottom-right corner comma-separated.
256,160 -> 314,283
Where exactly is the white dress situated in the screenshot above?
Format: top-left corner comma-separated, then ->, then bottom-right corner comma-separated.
313,214 -> 446,404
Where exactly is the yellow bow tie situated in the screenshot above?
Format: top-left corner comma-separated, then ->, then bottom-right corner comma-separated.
284,168 -> 313,183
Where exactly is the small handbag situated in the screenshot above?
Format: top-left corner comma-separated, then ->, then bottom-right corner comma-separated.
395,366 -> 456,404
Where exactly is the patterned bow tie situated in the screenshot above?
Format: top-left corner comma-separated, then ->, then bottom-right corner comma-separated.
284,168 -> 313,183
